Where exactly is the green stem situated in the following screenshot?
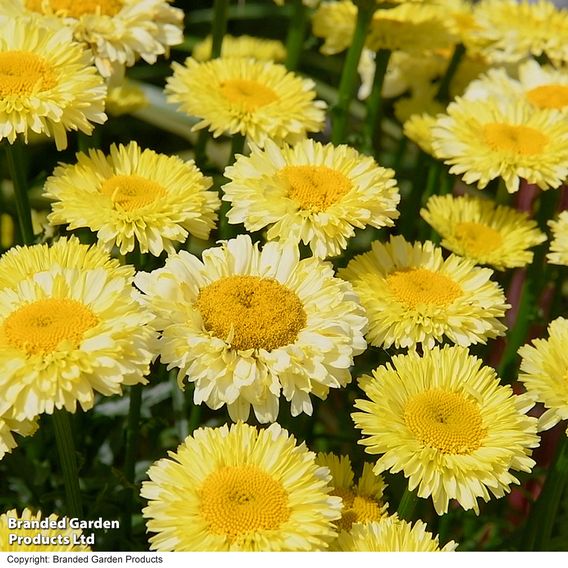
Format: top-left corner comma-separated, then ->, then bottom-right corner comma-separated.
397,486 -> 418,521
194,130 -> 209,171
4,141 -> 34,245
211,0 -> 230,59
524,435 -> 568,550
435,43 -> 465,103
331,2 -> 374,145
122,384 -> 143,539
361,49 -> 391,156
285,0 -> 308,71
52,411 -> 83,518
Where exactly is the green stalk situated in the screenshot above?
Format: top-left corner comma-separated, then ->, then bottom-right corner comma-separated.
121,383 -> 143,539
211,0 -> 230,59
361,49 -> 391,156
435,43 -> 465,103
4,141 -> 34,245
397,486 -> 419,521
285,0 -> 308,71
331,1 -> 374,145
52,411 -> 83,518
524,435 -> 568,550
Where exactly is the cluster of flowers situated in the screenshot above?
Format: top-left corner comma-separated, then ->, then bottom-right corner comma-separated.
1,0 -> 568,553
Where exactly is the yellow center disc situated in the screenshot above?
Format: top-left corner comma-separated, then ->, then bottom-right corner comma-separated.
404,389 -> 486,454
195,275 -> 306,351
482,123 -> 548,155
219,79 -> 278,112
453,221 -> 503,256
3,298 -> 99,355
280,165 -> 352,212
199,465 -> 290,541
526,84 -> 568,110
0,51 -> 57,97
26,0 -> 123,17
100,174 -> 167,212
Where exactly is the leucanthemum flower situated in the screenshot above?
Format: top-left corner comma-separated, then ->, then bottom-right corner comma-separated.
134,235 -> 367,423
421,194 -> 546,270
432,98 -> 568,193
0,262 -> 156,421
0,415 -> 37,461
4,0 -> 184,78
335,516 -> 457,552
192,35 -> 287,63
403,113 -> 437,156
0,509 -> 90,551
165,57 -> 326,147
316,453 -> 388,534
353,346 -> 539,515
222,139 -> 400,258
548,211 -> 568,266
0,17 -> 106,150
0,236 -> 131,290
339,235 -> 508,349
141,422 -> 342,551
44,141 -> 220,256
471,0 -> 568,66
518,317 -> 568,434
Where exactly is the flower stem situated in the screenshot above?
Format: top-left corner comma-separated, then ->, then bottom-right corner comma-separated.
361,49 -> 391,156
4,141 -> 34,245
211,0 -> 230,59
397,486 -> 418,521
121,383 -> 143,539
331,2 -> 374,145
171,370 -> 189,441
52,410 -> 83,518
524,434 -> 568,550
285,0 -> 308,71
435,43 -> 465,103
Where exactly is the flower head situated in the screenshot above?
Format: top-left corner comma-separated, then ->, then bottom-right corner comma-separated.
0,244 -> 156,421
519,317 -> 568,435
0,17 -> 106,150
548,211 -> 568,266
44,142 -> 220,256
353,346 -> 539,514
432,98 -> 568,193
421,194 -> 546,270
335,516 -> 457,552
192,35 -> 286,63
4,0 -> 184,78
141,422 -> 342,551
135,235 -> 367,423
166,57 -> 326,147
222,139 -> 400,258
340,235 -> 509,349
316,453 -> 388,534
0,415 -> 37,461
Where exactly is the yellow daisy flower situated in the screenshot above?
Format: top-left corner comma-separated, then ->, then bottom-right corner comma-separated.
0,509 -> 90,551
335,516 -> 457,552
432,98 -> 568,193
165,57 -> 326,147
192,35 -> 287,63
105,80 -> 148,117
421,194 -> 546,270
316,453 -> 388,533
471,0 -> 568,66
339,235 -> 508,349
222,139 -> 400,259
0,236 -> 130,290
518,317 -> 568,435
0,415 -> 38,461
134,235 -> 367,423
548,211 -> 568,266
312,0 -> 357,56
0,17 -> 106,150
4,0 -> 184,78
0,263 -> 156,421
44,141 -> 220,256
403,113 -> 437,156
353,345 -> 539,515
141,422 -> 342,551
